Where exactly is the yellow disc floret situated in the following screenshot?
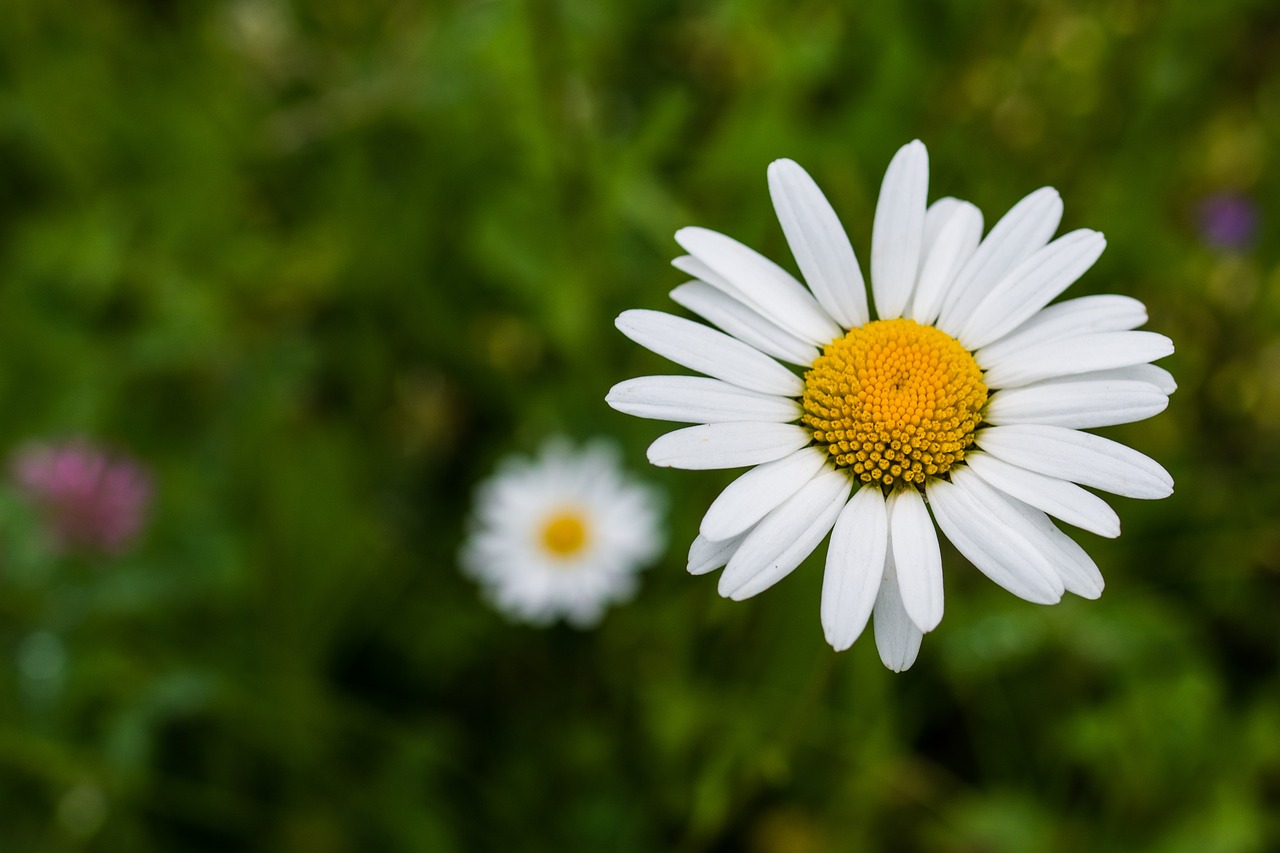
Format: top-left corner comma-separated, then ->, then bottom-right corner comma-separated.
541,510 -> 589,558
802,318 -> 987,490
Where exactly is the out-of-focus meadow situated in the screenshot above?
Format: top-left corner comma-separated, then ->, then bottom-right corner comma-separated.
0,0 -> 1278,850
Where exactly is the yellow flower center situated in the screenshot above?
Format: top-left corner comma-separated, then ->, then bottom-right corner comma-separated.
540,510 -> 589,558
801,318 -> 987,489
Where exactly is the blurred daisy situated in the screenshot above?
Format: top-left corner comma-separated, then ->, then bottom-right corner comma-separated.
11,439 -> 153,556
461,438 -> 664,628
607,140 -> 1174,670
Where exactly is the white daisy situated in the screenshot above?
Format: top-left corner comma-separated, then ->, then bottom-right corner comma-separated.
461,438 -> 664,628
607,140 -> 1174,670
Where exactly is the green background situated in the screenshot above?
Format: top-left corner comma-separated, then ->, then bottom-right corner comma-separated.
1,0 -> 1277,850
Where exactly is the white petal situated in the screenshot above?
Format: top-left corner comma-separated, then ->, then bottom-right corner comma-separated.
1003,497 -> 1105,599
926,472 -> 1065,604
887,486 -> 944,632
615,309 -> 804,396
688,531 -> 748,575
909,200 -> 983,326
873,557 -> 923,672
700,447 -> 829,541
647,422 -> 812,470
675,227 -> 843,345
980,331 -> 1174,389
767,158 -> 869,329
964,451 -> 1120,538
1056,363 -> 1178,395
670,282 -> 819,366
821,486 -> 887,651
922,197 -> 966,257
985,379 -> 1168,429
936,187 -> 1063,336
976,295 -> 1147,365
960,229 -> 1107,350
672,253 -> 733,290
976,424 -> 1174,499
607,376 -> 802,424
718,468 -> 852,601
871,140 -> 928,320
674,246 -> 822,346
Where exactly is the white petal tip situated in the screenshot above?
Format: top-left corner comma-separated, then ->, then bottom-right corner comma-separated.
718,577 -> 748,600
912,612 -> 943,634
824,635 -> 855,653
698,508 -> 746,542
673,226 -> 710,250
893,139 -> 928,166
822,618 -> 864,652
644,447 -> 671,468
1017,587 -> 1065,607
876,633 -> 921,671
824,607 -> 865,648
614,310 -> 642,333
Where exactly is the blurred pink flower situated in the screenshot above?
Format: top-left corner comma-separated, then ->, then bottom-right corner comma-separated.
11,440 -> 153,556
1197,192 -> 1259,250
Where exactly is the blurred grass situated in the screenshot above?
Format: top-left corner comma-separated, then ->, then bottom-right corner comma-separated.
0,0 -> 1278,850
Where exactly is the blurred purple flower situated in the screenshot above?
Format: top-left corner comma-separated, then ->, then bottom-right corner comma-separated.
1197,192 -> 1259,250
11,441 -> 153,556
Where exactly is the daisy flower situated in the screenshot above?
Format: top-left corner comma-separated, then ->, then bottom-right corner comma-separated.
461,438 -> 664,628
607,140 -> 1174,670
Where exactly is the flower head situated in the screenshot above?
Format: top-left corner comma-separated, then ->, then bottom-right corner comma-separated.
608,141 -> 1174,670
461,438 -> 664,628
11,440 -> 153,556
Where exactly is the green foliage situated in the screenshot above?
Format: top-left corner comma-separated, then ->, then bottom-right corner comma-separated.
0,0 -> 1277,849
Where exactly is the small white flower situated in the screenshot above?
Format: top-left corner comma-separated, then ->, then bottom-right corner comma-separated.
607,140 -> 1175,670
461,438 -> 664,628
